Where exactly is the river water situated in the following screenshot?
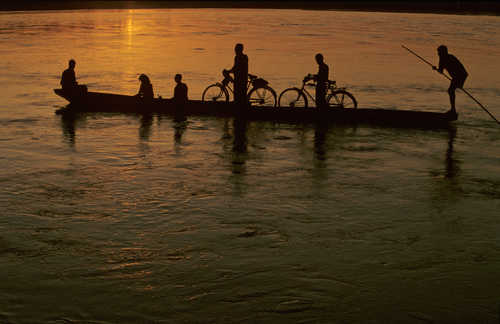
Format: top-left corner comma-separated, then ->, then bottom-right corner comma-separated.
0,8 -> 499,324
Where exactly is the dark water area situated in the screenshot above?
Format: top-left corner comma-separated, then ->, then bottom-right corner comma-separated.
1,7 -> 500,324
2,0 -> 500,16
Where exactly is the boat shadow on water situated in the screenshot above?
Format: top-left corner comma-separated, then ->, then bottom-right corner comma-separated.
58,107 -> 460,198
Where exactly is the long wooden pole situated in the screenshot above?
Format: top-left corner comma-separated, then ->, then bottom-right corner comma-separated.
402,45 -> 500,124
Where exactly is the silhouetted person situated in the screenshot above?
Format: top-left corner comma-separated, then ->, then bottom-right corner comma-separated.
60,59 -> 87,96
432,45 -> 468,115
173,74 -> 188,104
313,53 -> 329,109
137,74 -> 154,101
173,73 -> 188,121
61,59 -> 77,90
225,43 -> 248,109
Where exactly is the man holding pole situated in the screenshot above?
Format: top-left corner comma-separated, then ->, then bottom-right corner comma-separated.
432,45 -> 468,116
402,44 -> 498,124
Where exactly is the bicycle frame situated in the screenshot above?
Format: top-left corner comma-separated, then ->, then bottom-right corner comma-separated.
304,77 -> 345,103
219,75 -> 256,98
203,71 -> 277,107
297,82 -> 317,105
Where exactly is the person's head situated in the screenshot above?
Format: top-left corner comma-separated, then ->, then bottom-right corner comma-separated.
437,45 -> 448,56
235,43 -> 244,54
174,74 -> 182,83
68,59 -> 76,69
315,53 -> 324,64
138,74 -> 150,84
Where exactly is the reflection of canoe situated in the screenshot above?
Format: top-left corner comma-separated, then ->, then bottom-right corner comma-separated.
54,89 -> 456,127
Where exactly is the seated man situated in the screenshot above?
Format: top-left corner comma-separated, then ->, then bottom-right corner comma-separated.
60,59 -> 87,96
173,74 -> 188,104
172,74 -> 188,121
137,74 -> 154,101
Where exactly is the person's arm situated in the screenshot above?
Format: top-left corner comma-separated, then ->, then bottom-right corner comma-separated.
148,84 -> 154,99
173,84 -> 179,100
184,84 -> 188,101
70,70 -> 77,85
433,57 -> 444,73
312,67 -> 319,81
437,57 -> 444,73
227,56 -> 238,73
137,83 -> 144,97
313,65 -> 328,82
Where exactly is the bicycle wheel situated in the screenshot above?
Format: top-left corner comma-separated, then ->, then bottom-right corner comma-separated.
278,88 -> 308,108
202,84 -> 229,103
327,90 -> 357,109
247,85 -> 277,107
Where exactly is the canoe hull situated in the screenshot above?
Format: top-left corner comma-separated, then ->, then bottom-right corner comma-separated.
54,89 -> 456,127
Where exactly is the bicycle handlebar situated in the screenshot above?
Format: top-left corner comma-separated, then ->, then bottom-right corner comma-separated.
303,75 -> 336,87
222,69 -> 258,82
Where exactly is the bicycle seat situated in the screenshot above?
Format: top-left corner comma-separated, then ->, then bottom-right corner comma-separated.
248,74 -> 257,80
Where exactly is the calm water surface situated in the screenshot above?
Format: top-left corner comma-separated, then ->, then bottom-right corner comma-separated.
0,8 -> 499,323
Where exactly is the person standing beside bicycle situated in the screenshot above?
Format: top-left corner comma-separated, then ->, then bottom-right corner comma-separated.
313,53 -> 329,109
224,43 -> 249,109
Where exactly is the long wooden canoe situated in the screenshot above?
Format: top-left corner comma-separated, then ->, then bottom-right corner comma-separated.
54,89 -> 457,127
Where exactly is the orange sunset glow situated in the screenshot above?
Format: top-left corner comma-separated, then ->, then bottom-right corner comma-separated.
1,1 -> 500,323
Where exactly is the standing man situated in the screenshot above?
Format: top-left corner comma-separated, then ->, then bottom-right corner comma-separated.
432,45 -> 468,115
313,53 -> 329,109
225,43 -> 249,109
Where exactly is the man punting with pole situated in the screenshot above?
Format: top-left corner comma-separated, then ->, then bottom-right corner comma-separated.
432,45 -> 468,116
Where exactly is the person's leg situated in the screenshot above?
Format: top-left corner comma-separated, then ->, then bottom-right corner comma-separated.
448,86 -> 456,113
448,80 -> 458,114
234,82 -> 247,109
316,85 -> 326,109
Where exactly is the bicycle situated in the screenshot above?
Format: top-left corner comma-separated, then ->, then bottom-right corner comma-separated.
202,70 -> 277,107
278,74 -> 357,109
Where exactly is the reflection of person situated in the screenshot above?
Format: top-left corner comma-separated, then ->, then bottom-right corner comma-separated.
225,43 -> 248,107
61,59 -> 87,96
313,53 -> 329,109
137,74 -> 154,101
432,45 -> 468,115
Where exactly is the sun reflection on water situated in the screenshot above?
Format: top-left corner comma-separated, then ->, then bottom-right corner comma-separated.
125,11 -> 135,49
